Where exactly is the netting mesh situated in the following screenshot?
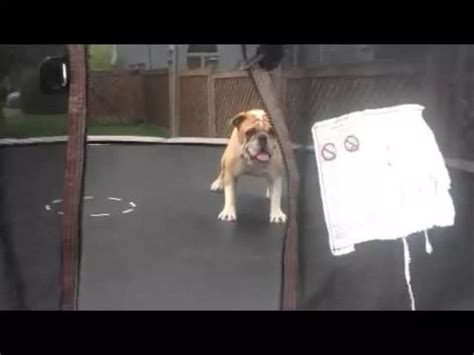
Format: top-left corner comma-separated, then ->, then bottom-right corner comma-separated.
2,44 -> 474,311
179,75 -> 209,136
143,71 -> 169,128
214,75 -> 263,136
80,44 -> 474,160
88,70 -> 146,124
85,60 -> 423,146
285,74 -> 423,144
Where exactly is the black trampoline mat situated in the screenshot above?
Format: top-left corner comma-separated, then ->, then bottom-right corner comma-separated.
297,152 -> 474,310
1,143 -> 473,310
78,144 -> 286,310
0,145 -> 65,310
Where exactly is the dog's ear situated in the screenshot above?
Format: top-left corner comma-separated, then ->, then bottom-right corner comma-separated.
230,112 -> 247,128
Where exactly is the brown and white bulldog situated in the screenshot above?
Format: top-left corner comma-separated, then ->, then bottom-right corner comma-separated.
210,109 -> 287,223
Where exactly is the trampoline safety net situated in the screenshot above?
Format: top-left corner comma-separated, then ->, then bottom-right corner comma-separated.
0,44 -> 473,310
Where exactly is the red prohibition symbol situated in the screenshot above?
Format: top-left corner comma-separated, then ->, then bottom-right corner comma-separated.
344,135 -> 359,152
321,143 -> 337,161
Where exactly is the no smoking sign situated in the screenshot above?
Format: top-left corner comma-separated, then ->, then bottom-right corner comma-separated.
321,135 -> 360,162
321,143 -> 337,161
344,135 -> 359,152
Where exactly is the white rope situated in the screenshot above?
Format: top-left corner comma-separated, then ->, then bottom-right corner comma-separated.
424,230 -> 433,254
402,237 -> 416,311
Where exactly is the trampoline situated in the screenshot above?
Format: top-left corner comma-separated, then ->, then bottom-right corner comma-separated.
0,137 -> 473,310
1,44 -> 474,311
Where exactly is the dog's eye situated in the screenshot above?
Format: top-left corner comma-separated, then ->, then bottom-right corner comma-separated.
269,127 -> 277,136
245,128 -> 256,138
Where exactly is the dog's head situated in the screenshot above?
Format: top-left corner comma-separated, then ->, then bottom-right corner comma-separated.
231,109 -> 278,164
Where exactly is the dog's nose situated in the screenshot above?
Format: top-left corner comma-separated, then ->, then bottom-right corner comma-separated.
258,134 -> 267,144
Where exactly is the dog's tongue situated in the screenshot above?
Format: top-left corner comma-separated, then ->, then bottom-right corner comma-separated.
256,152 -> 270,162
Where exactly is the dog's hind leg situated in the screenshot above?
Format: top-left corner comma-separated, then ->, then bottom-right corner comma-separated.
265,185 -> 272,199
210,158 -> 225,192
211,171 -> 225,192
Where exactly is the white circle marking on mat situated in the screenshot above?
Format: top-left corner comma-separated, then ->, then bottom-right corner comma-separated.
44,196 -> 137,218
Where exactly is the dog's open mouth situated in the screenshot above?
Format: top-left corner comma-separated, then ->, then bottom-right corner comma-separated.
247,148 -> 271,162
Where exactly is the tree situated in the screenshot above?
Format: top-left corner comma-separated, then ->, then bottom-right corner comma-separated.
0,45 -> 14,78
0,45 -> 15,101
89,45 -> 116,71
0,45 -> 15,127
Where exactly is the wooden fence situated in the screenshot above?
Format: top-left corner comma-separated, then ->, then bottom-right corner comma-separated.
177,62 -> 426,145
88,62 -> 432,145
88,69 -> 169,126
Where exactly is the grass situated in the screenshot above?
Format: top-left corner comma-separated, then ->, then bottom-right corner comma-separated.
1,111 -> 169,139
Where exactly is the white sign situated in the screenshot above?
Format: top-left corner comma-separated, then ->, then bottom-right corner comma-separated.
312,104 -> 456,310
312,104 -> 455,256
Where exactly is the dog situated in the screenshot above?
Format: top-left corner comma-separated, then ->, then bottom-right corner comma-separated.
210,109 -> 287,223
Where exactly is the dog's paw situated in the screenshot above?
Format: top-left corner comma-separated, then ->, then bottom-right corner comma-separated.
270,210 -> 287,223
218,208 -> 237,221
210,179 -> 224,192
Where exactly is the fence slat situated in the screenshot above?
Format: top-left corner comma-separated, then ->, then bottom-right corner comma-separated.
207,75 -> 217,137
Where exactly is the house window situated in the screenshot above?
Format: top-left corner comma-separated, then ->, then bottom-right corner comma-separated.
186,45 -> 218,69
128,63 -> 146,70
282,45 -> 299,68
318,45 -> 374,65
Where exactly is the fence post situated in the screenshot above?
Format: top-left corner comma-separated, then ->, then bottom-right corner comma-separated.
168,45 -> 179,137
207,74 -> 216,137
273,66 -> 286,104
142,72 -> 151,126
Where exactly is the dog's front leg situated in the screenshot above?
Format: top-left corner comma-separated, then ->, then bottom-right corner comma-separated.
218,172 -> 237,221
269,176 -> 287,223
